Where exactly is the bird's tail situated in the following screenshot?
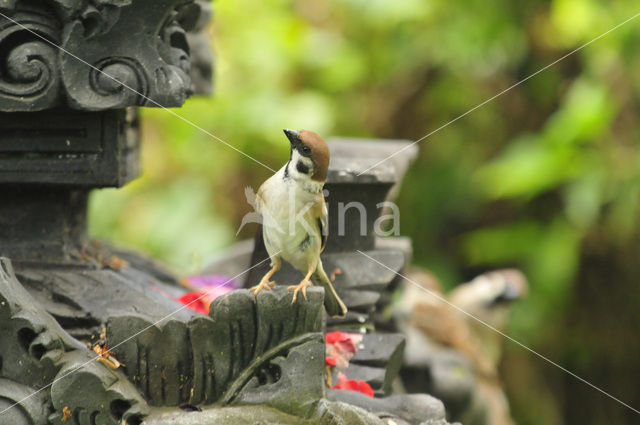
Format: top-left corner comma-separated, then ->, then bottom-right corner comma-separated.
312,260 -> 347,318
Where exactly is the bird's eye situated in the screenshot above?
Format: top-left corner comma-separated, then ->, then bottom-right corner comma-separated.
301,145 -> 311,155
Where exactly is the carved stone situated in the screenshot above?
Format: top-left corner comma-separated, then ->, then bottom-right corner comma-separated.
106,288 -> 324,407
326,390 -> 447,424
0,258 -> 149,425
0,0 -> 460,422
0,0 -> 210,112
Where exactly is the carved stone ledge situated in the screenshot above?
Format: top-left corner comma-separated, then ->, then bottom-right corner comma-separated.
0,257 -> 149,425
106,288 -> 325,407
0,0 -> 210,112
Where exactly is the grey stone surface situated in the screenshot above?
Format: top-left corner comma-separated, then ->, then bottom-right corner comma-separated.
327,390 -> 446,425
324,138 -> 418,253
17,260 -> 194,341
0,379 -> 48,425
143,402 -> 389,425
142,406 -> 310,425
0,109 -> 139,187
326,138 -> 418,186
344,333 -> 406,395
227,338 -> 325,418
315,400 -> 388,425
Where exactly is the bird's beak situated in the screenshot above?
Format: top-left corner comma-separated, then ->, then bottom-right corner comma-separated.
283,129 -> 301,147
491,281 -> 523,306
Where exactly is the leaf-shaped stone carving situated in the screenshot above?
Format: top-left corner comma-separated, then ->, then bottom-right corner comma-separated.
107,287 -> 325,407
0,257 -> 148,425
0,258 -> 82,390
49,350 -> 149,425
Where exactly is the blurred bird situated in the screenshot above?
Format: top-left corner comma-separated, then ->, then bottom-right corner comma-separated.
249,129 -> 347,318
398,268 -> 528,425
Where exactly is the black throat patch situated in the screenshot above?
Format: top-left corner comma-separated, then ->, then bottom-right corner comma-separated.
296,160 -> 310,175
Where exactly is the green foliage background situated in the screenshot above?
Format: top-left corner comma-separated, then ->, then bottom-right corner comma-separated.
89,0 -> 640,423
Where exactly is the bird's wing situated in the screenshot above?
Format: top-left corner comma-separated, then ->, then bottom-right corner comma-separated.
315,195 -> 328,253
255,181 -> 268,213
245,186 -> 257,207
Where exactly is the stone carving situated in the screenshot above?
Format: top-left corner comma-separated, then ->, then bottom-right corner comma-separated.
0,379 -> 48,425
0,5 -> 62,111
0,257 -> 149,425
0,0 -> 461,416
48,350 -> 149,425
106,288 -> 324,407
0,0 -> 449,422
2,254 -> 434,425
0,258 -> 84,391
0,0 -> 207,112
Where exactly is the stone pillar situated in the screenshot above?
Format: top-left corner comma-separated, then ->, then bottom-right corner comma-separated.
0,1 -> 212,334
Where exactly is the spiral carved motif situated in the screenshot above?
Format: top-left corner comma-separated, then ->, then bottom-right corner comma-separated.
0,12 -> 61,111
90,57 -> 149,104
0,0 -> 206,111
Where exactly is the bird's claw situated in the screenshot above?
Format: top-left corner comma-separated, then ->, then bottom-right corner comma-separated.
249,280 -> 276,297
287,280 -> 313,304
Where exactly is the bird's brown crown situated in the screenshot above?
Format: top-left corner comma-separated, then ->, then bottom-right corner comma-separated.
299,129 -> 330,182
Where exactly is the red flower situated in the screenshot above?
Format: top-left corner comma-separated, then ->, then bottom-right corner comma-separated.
325,331 -> 363,370
325,356 -> 337,367
333,372 -> 374,397
176,291 -> 210,315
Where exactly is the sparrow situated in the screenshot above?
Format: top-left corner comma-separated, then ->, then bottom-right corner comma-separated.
249,129 -> 347,318
398,267 -> 528,425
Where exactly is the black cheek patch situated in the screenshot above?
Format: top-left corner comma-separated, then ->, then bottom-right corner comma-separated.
296,161 -> 310,174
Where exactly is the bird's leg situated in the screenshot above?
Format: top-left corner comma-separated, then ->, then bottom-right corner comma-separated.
288,267 -> 314,304
249,257 -> 281,297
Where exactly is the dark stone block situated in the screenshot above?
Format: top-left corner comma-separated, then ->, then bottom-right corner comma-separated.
0,109 -> 139,186
326,311 -> 371,330
332,363 -> 387,390
323,138 -> 417,252
352,333 -> 406,367
322,250 -> 405,292
0,186 -> 89,262
187,0 -> 215,96
247,248 -> 405,297
350,333 -> 406,395
338,290 -> 380,312
324,179 -> 394,253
